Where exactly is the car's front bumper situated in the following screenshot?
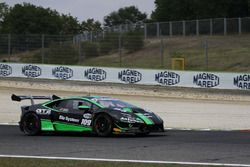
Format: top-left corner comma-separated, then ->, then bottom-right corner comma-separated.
113,122 -> 164,134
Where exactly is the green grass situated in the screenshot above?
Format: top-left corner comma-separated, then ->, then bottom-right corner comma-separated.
2,35 -> 250,72
82,35 -> 250,72
0,158 -> 216,167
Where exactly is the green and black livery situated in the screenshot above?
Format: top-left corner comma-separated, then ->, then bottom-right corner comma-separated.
11,94 -> 164,137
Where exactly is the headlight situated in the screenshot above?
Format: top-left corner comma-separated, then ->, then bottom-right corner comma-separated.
154,113 -> 163,122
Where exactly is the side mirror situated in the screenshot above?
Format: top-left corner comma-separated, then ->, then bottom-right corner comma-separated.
78,105 -> 90,110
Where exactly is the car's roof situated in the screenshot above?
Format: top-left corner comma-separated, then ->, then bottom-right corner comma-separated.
65,96 -> 114,100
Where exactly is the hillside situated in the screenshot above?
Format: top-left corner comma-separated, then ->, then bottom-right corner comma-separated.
1,35 -> 250,72
82,35 -> 250,72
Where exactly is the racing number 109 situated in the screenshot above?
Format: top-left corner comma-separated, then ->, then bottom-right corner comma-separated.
81,119 -> 91,126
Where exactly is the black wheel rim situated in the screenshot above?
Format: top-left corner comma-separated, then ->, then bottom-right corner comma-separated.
23,115 -> 39,133
95,116 -> 110,134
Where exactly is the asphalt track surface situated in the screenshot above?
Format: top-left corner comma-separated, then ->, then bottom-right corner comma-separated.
1,125 -> 250,165
2,86 -> 250,130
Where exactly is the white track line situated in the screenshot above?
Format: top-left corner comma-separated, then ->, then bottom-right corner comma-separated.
0,155 -> 250,167
0,123 -> 18,125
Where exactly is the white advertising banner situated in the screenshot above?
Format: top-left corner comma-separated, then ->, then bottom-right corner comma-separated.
0,63 -> 249,90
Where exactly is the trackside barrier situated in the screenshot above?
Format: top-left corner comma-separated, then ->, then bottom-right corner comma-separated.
0,63 -> 250,90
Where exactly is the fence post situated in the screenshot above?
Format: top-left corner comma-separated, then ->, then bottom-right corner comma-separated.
238,17 -> 242,35
183,20 -> 186,36
169,22 -> 173,37
210,19 -> 213,36
8,34 -> 11,62
224,18 -> 227,35
119,25 -> 122,34
160,38 -> 164,68
119,34 -> 122,67
196,20 -> 199,36
144,23 -> 147,40
157,22 -> 160,38
204,39 -> 208,70
102,31 -> 105,40
90,31 -> 93,42
41,34 -> 45,64
78,41 -> 82,64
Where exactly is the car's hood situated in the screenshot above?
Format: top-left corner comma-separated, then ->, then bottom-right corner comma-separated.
111,107 -> 163,124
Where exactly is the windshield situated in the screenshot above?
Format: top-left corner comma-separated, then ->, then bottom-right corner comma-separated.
97,99 -> 137,108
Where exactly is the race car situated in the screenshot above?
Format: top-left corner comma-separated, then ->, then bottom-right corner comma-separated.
11,94 -> 164,137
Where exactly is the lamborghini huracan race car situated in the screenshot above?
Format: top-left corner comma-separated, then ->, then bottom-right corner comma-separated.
11,94 -> 164,137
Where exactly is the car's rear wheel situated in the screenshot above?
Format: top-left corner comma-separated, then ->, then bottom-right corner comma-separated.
94,114 -> 113,137
21,112 -> 41,136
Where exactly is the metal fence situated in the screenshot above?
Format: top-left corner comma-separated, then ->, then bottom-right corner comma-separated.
73,17 -> 250,46
0,17 -> 250,72
80,17 -> 250,40
1,33 -> 250,72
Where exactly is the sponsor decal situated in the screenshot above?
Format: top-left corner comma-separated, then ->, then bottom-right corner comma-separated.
193,73 -> 220,88
83,113 -> 92,119
52,66 -> 73,80
143,113 -> 153,118
121,113 -> 132,117
22,65 -> 41,78
120,117 -> 142,123
0,64 -> 12,76
120,117 -> 135,123
233,75 -> 250,89
155,71 -> 180,86
118,69 -> 142,83
36,109 -> 51,115
84,68 -> 106,81
59,115 -> 79,123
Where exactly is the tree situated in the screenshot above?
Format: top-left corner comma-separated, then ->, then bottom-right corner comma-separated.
2,3 -> 60,34
0,3 -> 9,31
61,14 -> 80,34
227,0 -> 249,18
1,3 -> 81,34
47,42 -> 78,64
104,6 -> 147,27
0,3 -> 8,21
123,31 -> 144,53
151,0 -> 250,22
249,0 -> 250,14
80,18 -> 102,32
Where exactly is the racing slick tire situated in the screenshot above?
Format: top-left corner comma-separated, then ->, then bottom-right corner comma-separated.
20,112 -> 41,136
94,114 -> 113,137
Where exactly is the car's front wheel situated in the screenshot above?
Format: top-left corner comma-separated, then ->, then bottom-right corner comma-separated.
94,114 -> 113,137
20,112 -> 41,136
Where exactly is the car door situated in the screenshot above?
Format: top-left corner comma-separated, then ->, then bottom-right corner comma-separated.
44,98 -> 96,131
74,99 -> 93,127
72,99 -> 102,127
44,99 -> 81,130
49,99 -> 81,126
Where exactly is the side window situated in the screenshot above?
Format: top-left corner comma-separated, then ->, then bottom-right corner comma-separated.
72,99 -> 101,112
46,100 -> 73,112
92,104 -> 100,112
72,100 -> 92,111
46,99 -> 101,112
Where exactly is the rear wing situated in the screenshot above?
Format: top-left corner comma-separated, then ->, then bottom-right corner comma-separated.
11,94 -> 60,105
